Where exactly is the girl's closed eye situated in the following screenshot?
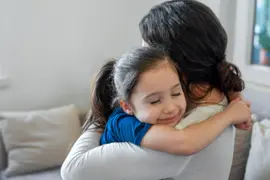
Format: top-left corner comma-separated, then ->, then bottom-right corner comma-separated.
150,99 -> 161,104
172,92 -> 181,96
171,85 -> 182,97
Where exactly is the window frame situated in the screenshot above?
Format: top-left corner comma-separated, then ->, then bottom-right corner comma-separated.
233,0 -> 270,87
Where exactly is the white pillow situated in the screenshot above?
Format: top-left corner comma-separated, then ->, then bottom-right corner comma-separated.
0,104 -> 81,177
244,119 -> 270,180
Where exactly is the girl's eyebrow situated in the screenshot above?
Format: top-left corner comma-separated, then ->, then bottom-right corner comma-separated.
144,92 -> 161,100
144,83 -> 181,99
171,83 -> 181,90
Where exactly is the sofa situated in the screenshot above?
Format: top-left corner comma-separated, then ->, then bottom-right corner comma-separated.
0,87 -> 268,180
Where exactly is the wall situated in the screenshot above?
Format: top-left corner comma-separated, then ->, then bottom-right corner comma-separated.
0,0 -> 163,112
1,0 -> 268,116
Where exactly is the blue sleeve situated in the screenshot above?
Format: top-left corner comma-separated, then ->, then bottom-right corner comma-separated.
100,110 -> 152,146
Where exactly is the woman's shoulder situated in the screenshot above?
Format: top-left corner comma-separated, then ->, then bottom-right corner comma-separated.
175,97 -> 228,129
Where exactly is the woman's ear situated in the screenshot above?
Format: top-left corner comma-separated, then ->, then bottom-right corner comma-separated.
119,100 -> 134,115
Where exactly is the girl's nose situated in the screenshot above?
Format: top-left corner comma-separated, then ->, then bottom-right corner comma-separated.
163,102 -> 176,114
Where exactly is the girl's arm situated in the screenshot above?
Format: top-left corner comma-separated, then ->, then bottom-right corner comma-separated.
142,111 -> 230,155
141,99 -> 251,155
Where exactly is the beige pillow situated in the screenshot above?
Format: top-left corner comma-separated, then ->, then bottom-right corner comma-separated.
0,104 -> 81,177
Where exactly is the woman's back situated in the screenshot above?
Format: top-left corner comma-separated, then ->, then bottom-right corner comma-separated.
173,97 -> 235,180
175,127 -> 235,180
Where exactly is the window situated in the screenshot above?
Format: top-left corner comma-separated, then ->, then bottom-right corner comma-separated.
233,0 -> 270,87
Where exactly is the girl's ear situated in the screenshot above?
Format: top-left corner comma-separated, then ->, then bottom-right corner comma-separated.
119,100 -> 134,115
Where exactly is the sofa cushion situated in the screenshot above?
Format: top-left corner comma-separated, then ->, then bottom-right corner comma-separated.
0,105 -> 81,177
1,168 -> 61,180
244,119 -> 270,180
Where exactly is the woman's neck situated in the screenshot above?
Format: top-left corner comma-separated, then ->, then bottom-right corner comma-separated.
188,84 -> 225,109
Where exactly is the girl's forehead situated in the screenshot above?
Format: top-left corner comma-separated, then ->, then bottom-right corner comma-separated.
133,61 -> 180,93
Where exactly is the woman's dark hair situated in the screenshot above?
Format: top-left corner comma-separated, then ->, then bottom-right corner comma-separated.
139,0 -> 244,103
83,47 -> 179,131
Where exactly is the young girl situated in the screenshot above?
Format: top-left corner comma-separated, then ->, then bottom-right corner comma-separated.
90,46 -> 250,155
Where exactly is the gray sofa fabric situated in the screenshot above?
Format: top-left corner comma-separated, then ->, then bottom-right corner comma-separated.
1,168 -> 61,180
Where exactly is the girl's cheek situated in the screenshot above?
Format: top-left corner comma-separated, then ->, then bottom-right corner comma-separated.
137,109 -> 156,123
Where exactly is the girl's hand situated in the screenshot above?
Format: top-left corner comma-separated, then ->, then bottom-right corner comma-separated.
230,95 -> 252,131
234,121 -> 252,131
223,98 -> 252,125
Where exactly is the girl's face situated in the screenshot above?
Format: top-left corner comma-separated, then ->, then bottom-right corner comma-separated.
124,60 -> 186,127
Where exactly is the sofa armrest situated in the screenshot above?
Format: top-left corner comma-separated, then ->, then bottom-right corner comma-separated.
0,119 -> 7,171
229,128 -> 252,180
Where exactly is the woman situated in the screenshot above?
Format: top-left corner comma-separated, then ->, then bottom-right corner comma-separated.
61,1 -> 251,180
